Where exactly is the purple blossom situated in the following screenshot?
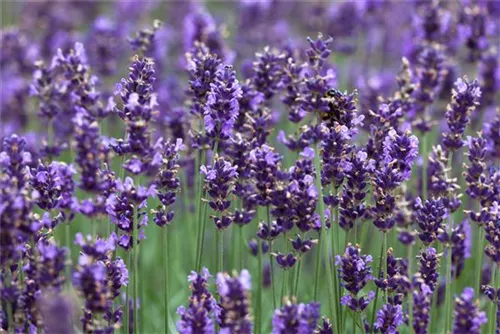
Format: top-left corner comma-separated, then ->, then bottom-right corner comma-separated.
453,287 -> 487,334
29,161 -> 75,211
87,16 -> 123,76
250,46 -> 286,101
72,234 -> 128,332
414,247 -> 440,292
204,65 -> 242,141
271,300 -> 320,334
201,156 -> 238,229
339,150 -> 372,231
106,177 -> 156,250
249,144 -> 282,206
415,197 -> 447,245
442,77 -> 481,151
336,244 -> 374,312
412,282 -> 432,334
153,139 -> 183,227
216,270 -> 253,334
374,303 -> 404,334
177,268 -> 217,334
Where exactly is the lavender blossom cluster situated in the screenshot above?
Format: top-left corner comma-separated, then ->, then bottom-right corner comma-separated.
1,1 -> 499,334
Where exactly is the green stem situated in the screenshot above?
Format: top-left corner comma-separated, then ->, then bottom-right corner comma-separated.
126,251 -> 131,334
408,243 -> 414,334
266,205 -> 277,310
257,238 -> 263,334
312,134 -> 336,325
281,232 -> 289,305
217,229 -> 223,273
239,226 -> 244,271
133,206 -> 139,334
331,188 -> 341,333
65,219 -> 72,290
444,152 -> 455,334
294,259 -> 302,298
370,234 -> 386,333
383,233 -> 388,304
474,225 -> 485,295
488,264 -> 498,334
422,133 -> 428,200
164,227 -> 169,334
194,150 -> 206,271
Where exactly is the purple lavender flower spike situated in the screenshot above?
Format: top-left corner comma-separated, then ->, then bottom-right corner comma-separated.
414,247 -> 441,292
478,48 -> 499,108
339,150 -> 372,231
29,160 -> 75,211
337,244 -> 374,312
249,144 -> 282,206
177,268 -> 216,334
216,270 -> 253,334
129,19 -> 163,55
201,156 -> 238,230
374,303 -> 404,334
458,4 -> 492,62
72,234 -> 128,332
153,138 -> 183,227
483,109 -> 500,160
453,287 -> 487,334
275,252 -> 298,269
452,220 -> 472,278
38,292 -> 73,334
411,43 -> 448,133
251,46 -> 286,101
412,282 -> 432,334
204,64 -> 242,142
106,177 -> 156,250
316,317 -> 334,334
442,77 -> 481,152
372,129 -> 419,232
415,197 -> 447,245
87,16 -> 123,76
271,299 -> 320,334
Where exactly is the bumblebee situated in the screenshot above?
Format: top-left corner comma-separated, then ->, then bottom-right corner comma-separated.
321,88 -> 345,125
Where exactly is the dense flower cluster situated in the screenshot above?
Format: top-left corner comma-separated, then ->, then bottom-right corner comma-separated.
2,1 -> 500,333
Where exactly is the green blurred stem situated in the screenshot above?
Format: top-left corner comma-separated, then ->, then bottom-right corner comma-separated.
257,238 -> 263,334
294,259 -> 302,298
126,251 -> 131,334
164,227 -> 170,334
422,133 -> 428,200
408,243 -> 414,334
331,187 -> 341,333
133,206 -> 139,334
489,264 -> 498,334
312,132 -> 336,324
370,232 -> 386,333
266,205 -> 277,309
444,152 -> 455,334
474,225 -> 485,295
383,233 -> 388,303
280,232 -> 289,305
239,225 -> 244,271
217,229 -> 223,273
194,149 -> 206,271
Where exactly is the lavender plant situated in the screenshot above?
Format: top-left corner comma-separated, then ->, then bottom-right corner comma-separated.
1,2 -> 499,333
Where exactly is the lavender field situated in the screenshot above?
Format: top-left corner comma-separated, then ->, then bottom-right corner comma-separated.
1,1 -> 499,333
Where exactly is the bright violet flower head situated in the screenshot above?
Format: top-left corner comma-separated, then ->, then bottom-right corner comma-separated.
216,269 -> 253,334
204,64 -> 242,141
442,77 -> 481,152
177,268 -> 217,334
453,287 -> 487,334
271,299 -> 320,334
